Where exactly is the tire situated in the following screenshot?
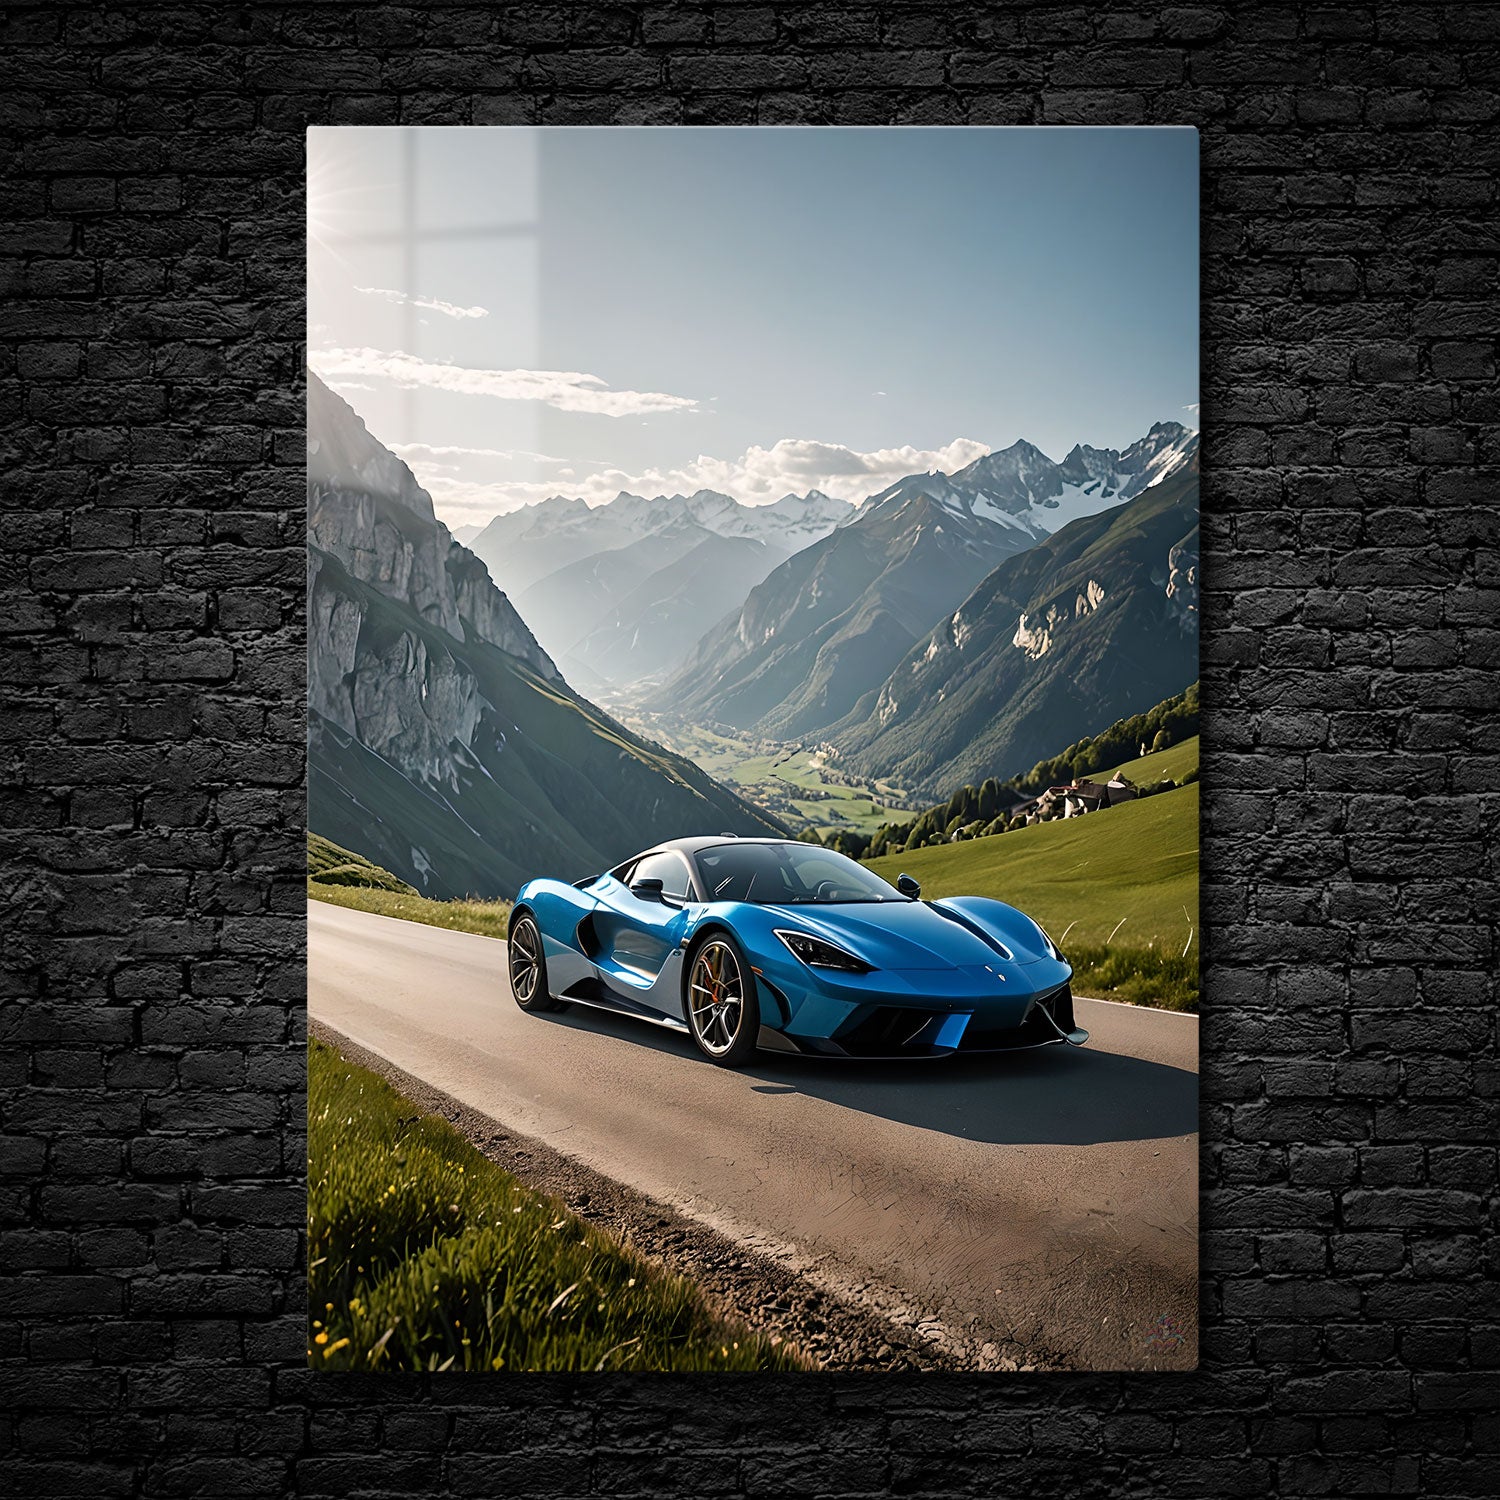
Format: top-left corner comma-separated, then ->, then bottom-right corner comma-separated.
508,912 -> 562,1013
685,931 -> 760,1067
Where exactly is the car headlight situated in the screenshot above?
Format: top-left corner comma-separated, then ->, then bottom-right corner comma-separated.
774,929 -> 873,973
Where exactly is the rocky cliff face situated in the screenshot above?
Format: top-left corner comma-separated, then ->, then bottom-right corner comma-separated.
308,378 -> 554,655
307,377 -> 559,792
306,375 -> 782,898
1165,534 -> 1200,631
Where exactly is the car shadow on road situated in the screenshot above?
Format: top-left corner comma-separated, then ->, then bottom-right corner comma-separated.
536,1006 -> 1196,1147
743,1046 -> 1198,1146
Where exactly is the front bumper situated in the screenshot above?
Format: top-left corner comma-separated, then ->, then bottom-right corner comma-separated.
755,964 -> 1085,1059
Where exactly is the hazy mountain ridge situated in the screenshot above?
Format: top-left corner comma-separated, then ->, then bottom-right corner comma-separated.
306,375 -> 784,898
460,487 -> 848,684
469,487 -> 849,600
568,531 -> 794,685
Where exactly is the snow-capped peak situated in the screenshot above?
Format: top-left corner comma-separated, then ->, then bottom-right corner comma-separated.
467,423 -> 1196,556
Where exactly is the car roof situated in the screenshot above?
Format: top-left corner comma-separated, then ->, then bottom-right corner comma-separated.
638,835 -> 799,859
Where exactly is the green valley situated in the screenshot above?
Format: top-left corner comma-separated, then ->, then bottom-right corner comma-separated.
608,707 -> 919,838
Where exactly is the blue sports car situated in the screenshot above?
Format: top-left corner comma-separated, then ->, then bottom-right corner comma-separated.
507,836 -> 1089,1067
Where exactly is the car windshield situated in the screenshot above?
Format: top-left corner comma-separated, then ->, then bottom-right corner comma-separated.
693,842 -> 907,905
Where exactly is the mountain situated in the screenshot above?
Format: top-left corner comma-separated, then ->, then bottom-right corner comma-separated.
306,375 -> 784,899
465,487 -> 849,684
652,422 -> 1197,745
1045,420 -> 1200,530
850,422 -> 1198,536
567,531 -> 793,685
468,488 -> 848,601
820,458 -> 1200,798
451,523 -> 483,546
647,479 -> 1050,740
509,513 -> 717,677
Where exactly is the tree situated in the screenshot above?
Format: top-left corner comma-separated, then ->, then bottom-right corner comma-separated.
978,777 -> 1000,820
1071,743 -> 1103,780
1152,729 -> 1172,752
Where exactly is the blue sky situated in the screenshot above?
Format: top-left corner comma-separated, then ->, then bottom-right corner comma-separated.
308,127 -> 1198,524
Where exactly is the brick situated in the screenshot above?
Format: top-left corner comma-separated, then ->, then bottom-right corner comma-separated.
0,9 -> 1491,1498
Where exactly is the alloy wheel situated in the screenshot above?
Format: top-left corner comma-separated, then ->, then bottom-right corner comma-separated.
689,939 -> 744,1057
509,917 -> 541,1005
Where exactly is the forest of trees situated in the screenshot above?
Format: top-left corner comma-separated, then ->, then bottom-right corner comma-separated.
805,683 -> 1201,862
1009,681 -> 1200,794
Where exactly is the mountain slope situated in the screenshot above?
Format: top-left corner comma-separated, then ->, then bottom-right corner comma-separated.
647,480 -> 1049,738
650,424 -> 1197,742
824,461 -> 1200,797
569,531 -> 792,685
307,375 -> 783,899
467,487 -> 848,683
510,516 -> 713,668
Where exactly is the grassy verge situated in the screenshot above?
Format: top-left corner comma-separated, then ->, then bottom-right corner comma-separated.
307,880 -> 512,940
308,1039 -> 807,1372
307,832 -> 417,892
1061,944 -> 1198,1012
306,832 -> 511,937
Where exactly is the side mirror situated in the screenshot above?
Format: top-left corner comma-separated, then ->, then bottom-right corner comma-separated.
630,877 -> 665,901
896,873 -> 921,898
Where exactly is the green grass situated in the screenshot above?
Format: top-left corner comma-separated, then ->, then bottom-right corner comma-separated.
307,880 -> 513,940
1097,733 -> 1200,788
308,1039 -> 808,1372
1053,944 -> 1198,1012
866,783 -> 1199,1011
307,832 -> 512,937
307,832 -> 416,893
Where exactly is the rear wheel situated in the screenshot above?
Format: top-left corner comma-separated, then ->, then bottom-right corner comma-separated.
508,913 -> 561,1013
686,934 -> 760,1067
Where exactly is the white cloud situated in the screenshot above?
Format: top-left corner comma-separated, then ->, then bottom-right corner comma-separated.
1183,402 -> 1200,416
310,346 -> 700,418
354,286 -> 490,320
411,434 -> 994,523
390,441 -> 580,465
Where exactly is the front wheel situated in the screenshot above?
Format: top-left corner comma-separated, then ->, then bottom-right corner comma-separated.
508,913 -> 561,1012
686,934 -> 760,1067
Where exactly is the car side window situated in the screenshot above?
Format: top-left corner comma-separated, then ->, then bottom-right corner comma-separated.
630,852 -> 693,900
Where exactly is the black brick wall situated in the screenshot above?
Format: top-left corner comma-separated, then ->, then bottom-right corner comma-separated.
2,5 -> 1495,1495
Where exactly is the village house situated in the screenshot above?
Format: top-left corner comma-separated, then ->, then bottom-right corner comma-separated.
1023,774 -> 1140,823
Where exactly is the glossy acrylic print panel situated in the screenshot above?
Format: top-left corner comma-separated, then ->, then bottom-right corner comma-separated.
306,126 -> 1200,1373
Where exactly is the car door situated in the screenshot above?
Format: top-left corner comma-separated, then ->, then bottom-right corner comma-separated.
590,851 -> 697,1015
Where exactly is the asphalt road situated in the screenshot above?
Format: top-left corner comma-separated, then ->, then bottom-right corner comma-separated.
309,900 -> 1198,1370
